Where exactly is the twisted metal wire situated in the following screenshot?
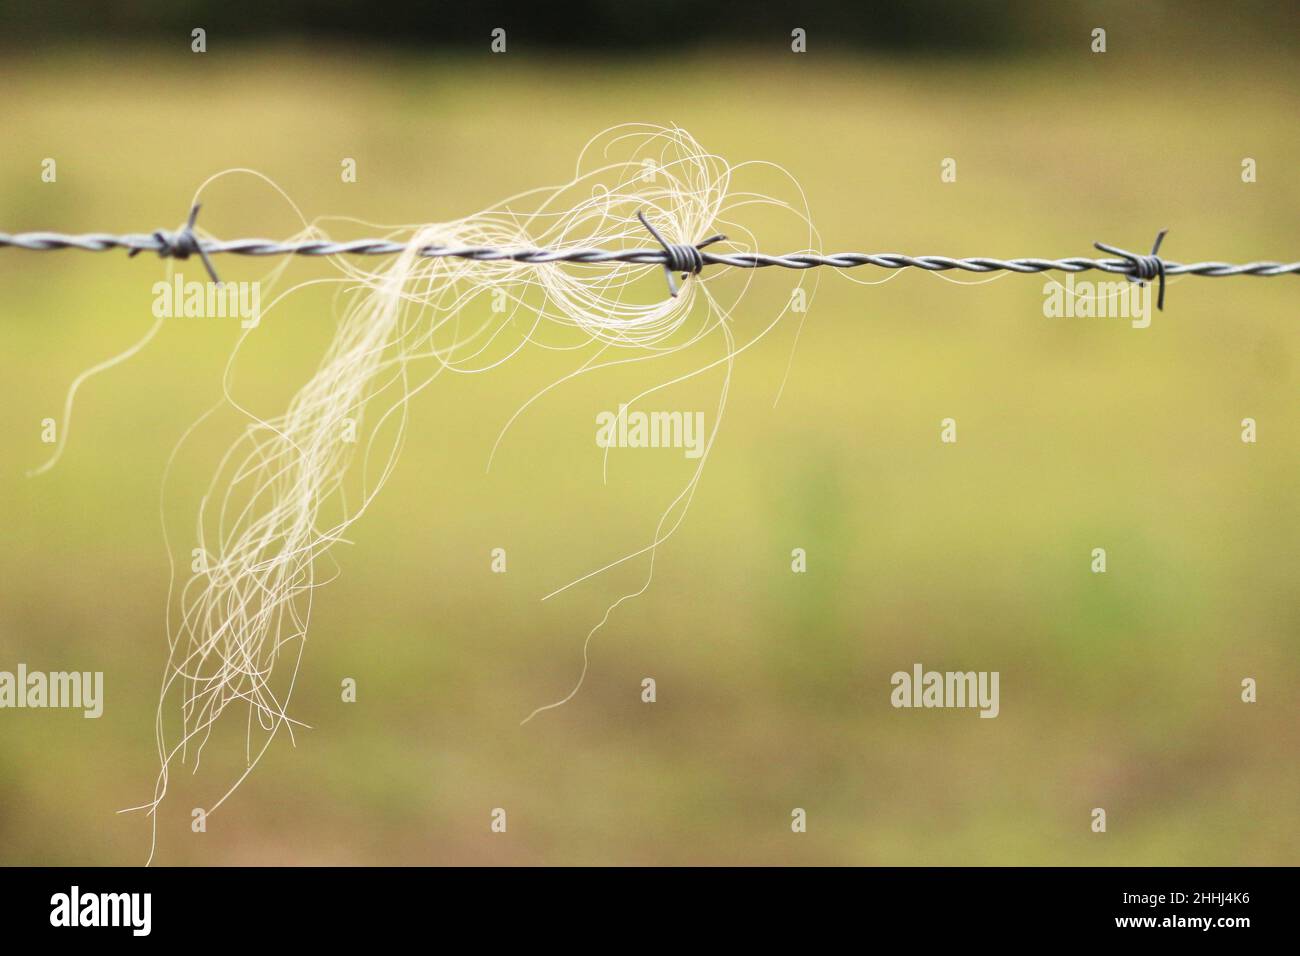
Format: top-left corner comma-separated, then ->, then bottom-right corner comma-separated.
6,229 -> 1296,276
2,206 -> 1296,309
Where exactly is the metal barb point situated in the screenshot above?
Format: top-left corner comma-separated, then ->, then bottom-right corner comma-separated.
636,209 -> 726,297
129,203 -> 222,285
1095,228 -> 1169,311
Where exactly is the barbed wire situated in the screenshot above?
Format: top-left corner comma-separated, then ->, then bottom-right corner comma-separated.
1,205 -> 1296,310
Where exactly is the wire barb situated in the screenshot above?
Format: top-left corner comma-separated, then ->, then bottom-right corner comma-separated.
1095,229 -> 1169,310
636,209 -> 727,297
126,203 -> 222,285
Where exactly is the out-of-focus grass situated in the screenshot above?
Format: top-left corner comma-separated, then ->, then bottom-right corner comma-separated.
0,45 -> 1296,865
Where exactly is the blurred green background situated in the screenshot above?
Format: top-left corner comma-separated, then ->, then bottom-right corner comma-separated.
0,16 -> 1297,865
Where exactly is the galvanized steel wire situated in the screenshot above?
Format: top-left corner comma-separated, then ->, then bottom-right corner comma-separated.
2,205 -> 1296,308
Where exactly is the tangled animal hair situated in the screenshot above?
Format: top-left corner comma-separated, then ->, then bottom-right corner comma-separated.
80,125 -> 817,862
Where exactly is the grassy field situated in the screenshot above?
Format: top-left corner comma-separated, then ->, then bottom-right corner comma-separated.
0,45 -> 1296,865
